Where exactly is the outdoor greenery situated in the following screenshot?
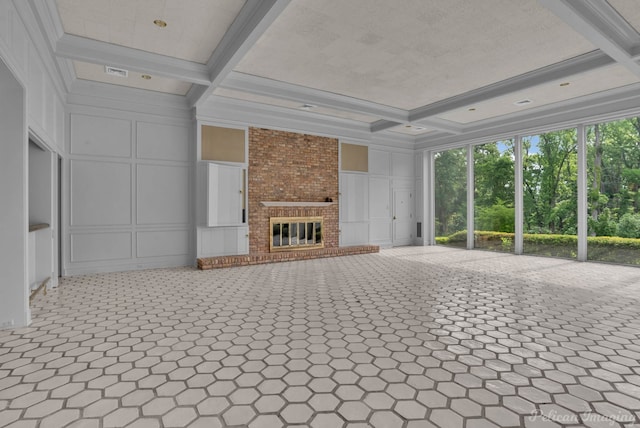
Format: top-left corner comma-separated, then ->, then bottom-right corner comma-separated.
435,117 -> 640,265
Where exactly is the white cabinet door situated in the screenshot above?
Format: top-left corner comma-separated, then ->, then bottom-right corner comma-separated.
208,163 -> 243,226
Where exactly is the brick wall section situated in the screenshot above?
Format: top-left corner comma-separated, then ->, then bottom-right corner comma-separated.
248,128 -> 339,253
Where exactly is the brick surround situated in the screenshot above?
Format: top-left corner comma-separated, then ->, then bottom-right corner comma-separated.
248,128 -> 339,254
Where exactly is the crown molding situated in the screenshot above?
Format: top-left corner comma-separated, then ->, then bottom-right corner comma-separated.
539,0 -> 640,77
197,96 -> 414,149
68,79 -> 192,119
223,71 -> 407,122
191,0 -> 292,107
56,34 -> 211,85
416,82 -> 640,151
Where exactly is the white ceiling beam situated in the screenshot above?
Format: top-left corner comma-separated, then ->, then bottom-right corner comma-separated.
538,0 -> 640,77
408,51 -> 615,123
56,34 -> 212,85
188,0 -> 292,107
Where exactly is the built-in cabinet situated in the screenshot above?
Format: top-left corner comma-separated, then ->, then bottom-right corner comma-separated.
197,161 -> 248,257
207,163 -> 244,226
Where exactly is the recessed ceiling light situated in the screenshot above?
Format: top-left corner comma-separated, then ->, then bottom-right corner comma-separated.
514,99 -> 532,106
141,74 -> 152,80
153,19 -> 167,28
300,104 -> 316,111
559,82 -> 570,87
405,125 -> 412,128
105,66 -> 128,78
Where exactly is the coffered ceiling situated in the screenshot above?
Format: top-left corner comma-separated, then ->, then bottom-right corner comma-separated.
31,0 -> 640,143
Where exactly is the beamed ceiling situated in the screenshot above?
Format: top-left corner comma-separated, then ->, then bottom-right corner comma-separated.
30,0 -> 640,146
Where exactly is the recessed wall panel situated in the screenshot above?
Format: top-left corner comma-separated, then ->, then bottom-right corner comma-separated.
137,230 -> 189,258
370,177 -> 390,220
137,122 -> 190,161
28,49 -> 43,128
392,153 -> 414,177
137,164 -> 189,225
369,150 -> 390,176
71,114 -> 132,157
370,221 -> 392,242
71,160 -> 131,226
71,232 -> 131,262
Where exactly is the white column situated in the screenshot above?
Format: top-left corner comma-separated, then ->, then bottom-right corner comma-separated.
577,125 -> 588,261
424,150 -> 435,245
467,145 -> 474,250
514,135 -> 523,255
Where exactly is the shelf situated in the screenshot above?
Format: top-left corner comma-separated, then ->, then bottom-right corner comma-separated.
29,223 -> 49,233
260,201 -> 336,207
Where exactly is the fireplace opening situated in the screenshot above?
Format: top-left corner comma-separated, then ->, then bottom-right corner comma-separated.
270,216 -> 323,252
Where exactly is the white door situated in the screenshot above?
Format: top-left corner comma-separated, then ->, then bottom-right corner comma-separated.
393,189 -> 413,246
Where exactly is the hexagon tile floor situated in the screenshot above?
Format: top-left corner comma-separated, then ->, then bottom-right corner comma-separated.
2,247 -> 640,428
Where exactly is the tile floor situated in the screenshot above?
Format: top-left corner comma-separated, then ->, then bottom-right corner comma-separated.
1,246 -> 640,428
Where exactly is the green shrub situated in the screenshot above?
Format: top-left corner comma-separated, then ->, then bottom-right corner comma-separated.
617,213 -> 640,238
476,203 -> 515,233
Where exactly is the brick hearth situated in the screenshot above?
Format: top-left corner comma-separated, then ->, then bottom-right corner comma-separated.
197,245 -> 379,270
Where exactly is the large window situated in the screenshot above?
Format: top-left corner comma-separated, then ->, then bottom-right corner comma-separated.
587,117 -> 640,265
435,148 -> 467,247
474,140 -> 515,252
522,129 -> 578,259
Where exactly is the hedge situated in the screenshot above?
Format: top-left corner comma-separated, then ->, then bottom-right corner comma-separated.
437,230 -> 640,251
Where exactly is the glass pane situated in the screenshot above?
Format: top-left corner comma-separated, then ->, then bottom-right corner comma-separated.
315,222 -> 322,244
307,223 -> 314,244
587,118 -> 640,265
299,222 -> 306,242
282,223 -> 289,246
273,223 -> 280,247
435,147 -> 467,247
474,140 -> 515,252
523,129 -> 577,259
290,223 -> 298,245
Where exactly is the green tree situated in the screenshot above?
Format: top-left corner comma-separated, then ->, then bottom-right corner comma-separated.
435,148 -> 466,237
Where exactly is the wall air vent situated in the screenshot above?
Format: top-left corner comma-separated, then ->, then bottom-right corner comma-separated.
514,99 -> 532,106
105,66 -> 128,78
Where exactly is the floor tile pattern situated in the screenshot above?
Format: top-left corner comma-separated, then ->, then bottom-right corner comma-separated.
1,246 -> 640,427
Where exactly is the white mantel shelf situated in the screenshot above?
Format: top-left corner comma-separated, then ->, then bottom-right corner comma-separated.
260,201 -> 336,207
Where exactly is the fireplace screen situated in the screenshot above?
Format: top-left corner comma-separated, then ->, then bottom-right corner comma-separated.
270,216 -> 323,251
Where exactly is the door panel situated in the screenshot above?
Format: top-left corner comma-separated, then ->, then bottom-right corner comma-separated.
393,189 -> 413,246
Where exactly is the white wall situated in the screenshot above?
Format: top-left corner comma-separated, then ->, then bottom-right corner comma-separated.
339,142 -> 416,248
1,0 -> 66,327
0,57 -> 29,328
64,106 -> 194,275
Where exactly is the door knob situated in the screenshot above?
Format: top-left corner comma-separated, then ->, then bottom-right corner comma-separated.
393,216 -> 396,220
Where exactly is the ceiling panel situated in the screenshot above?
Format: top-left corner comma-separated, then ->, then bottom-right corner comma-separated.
235,0 -> 596,110
74,61 -> 192,95
607,0 -> 640,34
213,88 -> 380,123
436,64 -> 638,124
57,0 -> 246,64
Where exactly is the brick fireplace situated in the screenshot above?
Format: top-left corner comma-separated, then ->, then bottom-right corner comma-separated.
248,128 -> 339,254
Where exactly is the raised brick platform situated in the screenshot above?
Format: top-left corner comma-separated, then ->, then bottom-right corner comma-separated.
197,245 -> 379,270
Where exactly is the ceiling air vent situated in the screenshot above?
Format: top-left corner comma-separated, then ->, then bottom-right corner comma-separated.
105,66 -> 128,78
514,99 -> 532,106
